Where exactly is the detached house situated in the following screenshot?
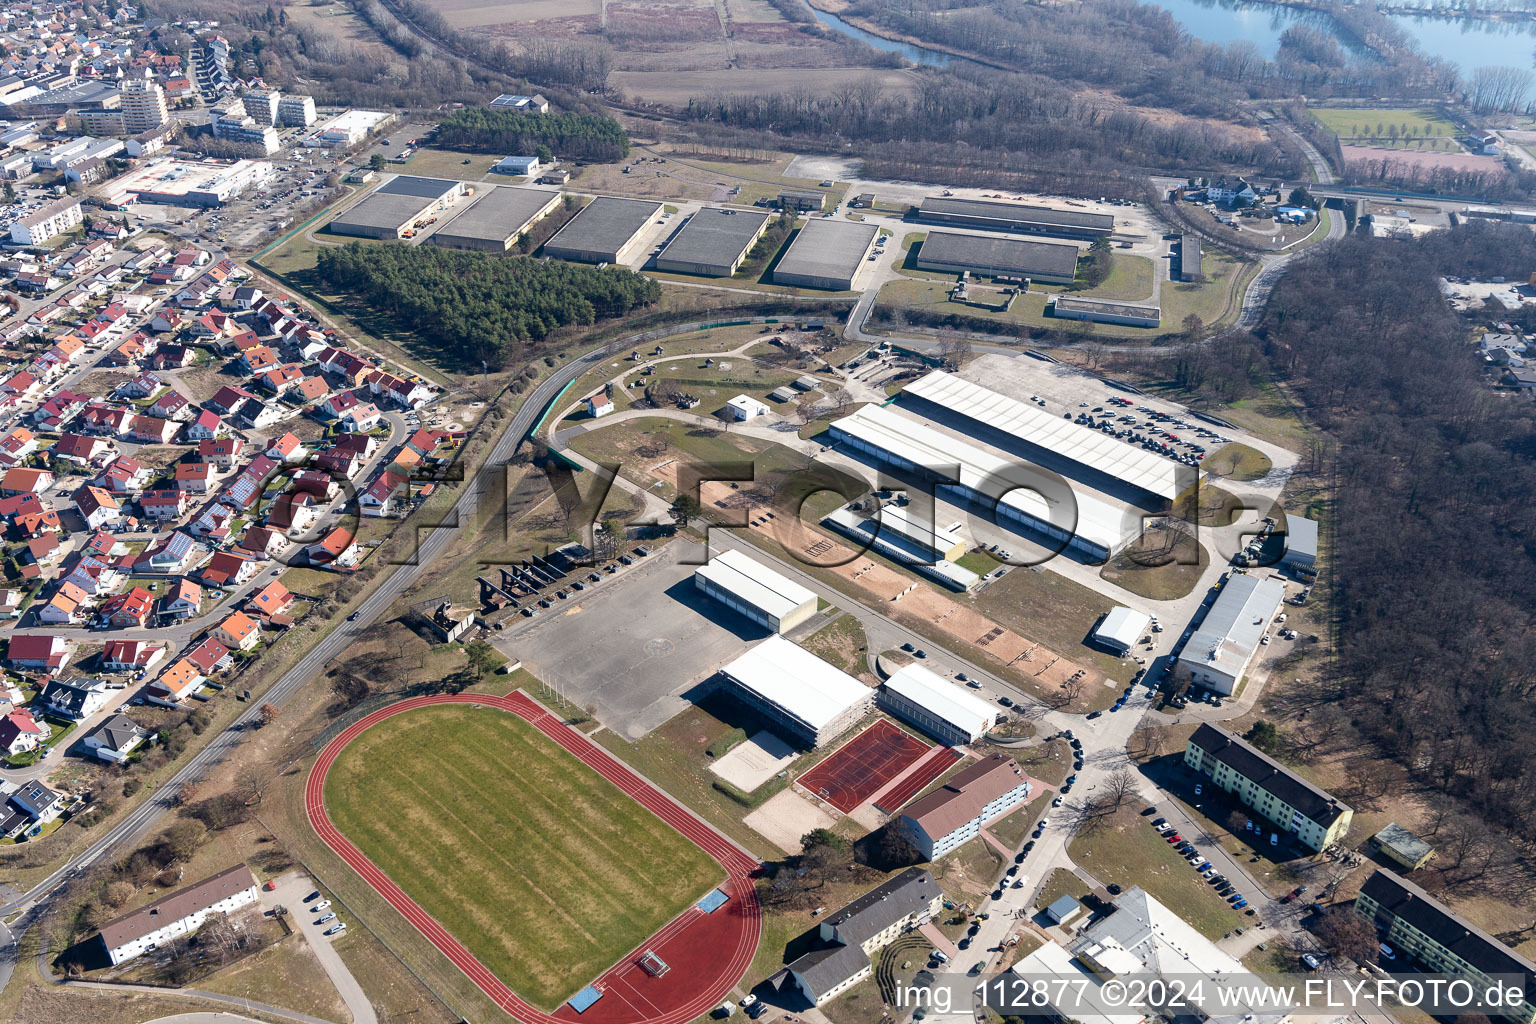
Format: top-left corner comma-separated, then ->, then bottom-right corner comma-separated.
7,634 -> 70,671
247,580 -> 294,619
0,709 -> 44,756
160,578 -> 202,620
98,456 -> 149,493
101,640 -> 166,673
214,611 -> 260,652
139,489 -> 187,521
304,527 -> 359,568
183,408 -> 224,441
99,586 -> 154,628
175,461 -> 215,493
145,658 -> 202,705
73,485 -> 120,529
81,713 -> 147,762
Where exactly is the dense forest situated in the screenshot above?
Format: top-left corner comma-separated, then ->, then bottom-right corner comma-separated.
433,109 -> 631,163
1250,224 -> 1536,841
314,243 -> 660,364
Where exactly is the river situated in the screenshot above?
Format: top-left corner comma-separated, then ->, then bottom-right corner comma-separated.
809,0 -> 1536,73
1143,0 -> 1536,72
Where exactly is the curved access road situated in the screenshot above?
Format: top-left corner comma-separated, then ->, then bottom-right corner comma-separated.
305,690 -> 760,1024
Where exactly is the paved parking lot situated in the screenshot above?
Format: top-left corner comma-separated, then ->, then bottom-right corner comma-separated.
492,542 -> 764,738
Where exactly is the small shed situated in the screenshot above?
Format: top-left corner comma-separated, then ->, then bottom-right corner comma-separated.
1044,894 -> 1084,925
768,386 -> 797,403
793,375 -> 821,392
1372,822 -> 1435,871
1092,606 -> 1151,654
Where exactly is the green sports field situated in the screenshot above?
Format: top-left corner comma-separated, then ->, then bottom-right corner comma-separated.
323,705 -> 723,1009
1308,107 -> 1460,151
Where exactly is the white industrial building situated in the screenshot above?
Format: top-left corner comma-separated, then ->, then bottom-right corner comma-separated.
829,402 -> 1140,562
694,548 -> 818,634
902,370 -> 1196,503
1283,513 -> 1317,570
1092,606 -> 1151,654
1175,574 -> 1286,695
725,394 -> 768,421
821,503 -> 979,591
880,663 -> 997,745
96,864 -> 260,965
718,634 -> 872,748
308,109 -> 391,147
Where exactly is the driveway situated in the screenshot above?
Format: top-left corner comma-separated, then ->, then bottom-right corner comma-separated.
262,871 -> 377,1024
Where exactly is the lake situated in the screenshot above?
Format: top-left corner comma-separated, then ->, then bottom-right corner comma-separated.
1145,0 -> 1536,72
806,5 -> 954,66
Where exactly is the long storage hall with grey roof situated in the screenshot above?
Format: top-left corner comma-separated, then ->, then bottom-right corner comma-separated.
916,196 -> 1114,238
328,174 -> 466,240
542,196 -> 662,264
772,218 -> 878,290
427,185 -> 561,252
916,230 -> 1080,284
655,207 -> 771,277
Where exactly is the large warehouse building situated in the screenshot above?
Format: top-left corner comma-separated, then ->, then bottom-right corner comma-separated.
427,185 -> 560,252
915,231 -> 1080,285
694,548 -> 818,634
829,402 -> 1140,561
329,175 -> 466,240
902,370 -> 1195,504
880,663 -> 998,745
718,634 -> 873,748
97,159 -> 274,209
1176,574 -> 1286,695
655,207 -> 771,277
773,219 -> 879,290
542,196 -> 661,264
915,197 -> 1114,239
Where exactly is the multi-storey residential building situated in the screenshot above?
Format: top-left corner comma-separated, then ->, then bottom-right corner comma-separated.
277,93 -> 316,127
96,864 -> 260,965
242,89 -> 279,125
897,754 -> 1030,859
1355,870 -> 1536,1023
10,196 -> 83,244
786,868 -> 943,1004
210,109 -> 278,155
1183,723 -> 1352,852
120,76 -> 169,134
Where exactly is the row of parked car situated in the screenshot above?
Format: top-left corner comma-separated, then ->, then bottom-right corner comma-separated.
1150,817 -> 1253,913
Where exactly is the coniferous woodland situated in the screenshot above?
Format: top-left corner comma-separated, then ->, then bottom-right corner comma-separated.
314,243 -> 660,364
433,109 -> 631,163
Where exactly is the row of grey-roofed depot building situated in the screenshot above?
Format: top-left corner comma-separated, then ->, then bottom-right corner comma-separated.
325,179 -> 1185,294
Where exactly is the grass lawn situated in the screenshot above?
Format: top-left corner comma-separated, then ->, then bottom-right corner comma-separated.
1068,801 -> 1237,941
323,704 -> 723,1009
1082,253 -> 1154,302
1099,529 -> 1209,601
1308,107 -> 1460,151
1203,442 -> 1273,482
1033,867 -> 1092,912
974,566 -> 1136,684
799,613 -> 870,676
987,791 -> 1051,849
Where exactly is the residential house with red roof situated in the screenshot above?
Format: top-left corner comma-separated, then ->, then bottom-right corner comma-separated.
237,526 -> 286,559
38,581 -> 88,624
200,551 -> 256,588
197,437 -> 244,469
184,409 -> 223,441
138,489 -> 186,520
0,427 -> 38,464
265,433 -> 303,463
148,390 -> 191,420
73,485 -> 120,529
214,611 -> 260,652
97,456 -> 149,493
53,433 -> 111,467
175,462 -> 214,493
145,658 -> 202,705
101,640 -> 166,673
186,637 -> 232,675
207,385 -> 256,416
304,527 -> 359,568
2,467 -> 52,495
0,709 -> 44,756
99,586 -> 153,628
7,634 -> 70,671
160,578 -> 202,619
360,470 -> 408,516
247,580 -> 294,619
267,492 -> 319,536
126,415 -> 177,444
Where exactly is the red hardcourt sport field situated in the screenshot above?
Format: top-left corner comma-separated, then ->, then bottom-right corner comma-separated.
797,720 -> 934,813
306,691 -> 761,1024
874,746 -> 963,813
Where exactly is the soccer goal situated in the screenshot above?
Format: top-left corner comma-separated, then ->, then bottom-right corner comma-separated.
639,950 -> 670,977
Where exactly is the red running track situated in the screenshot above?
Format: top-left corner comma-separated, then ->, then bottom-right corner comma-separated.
306,691 -> 762,1024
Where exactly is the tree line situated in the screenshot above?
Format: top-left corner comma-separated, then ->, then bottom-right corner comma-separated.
434,108 -> 631,163
314,243 -> 660,365
1182,223 -> 1536,843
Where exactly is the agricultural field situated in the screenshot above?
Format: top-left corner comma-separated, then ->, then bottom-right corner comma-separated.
1308,107 -> 1461,151
323,704 -> 723,1009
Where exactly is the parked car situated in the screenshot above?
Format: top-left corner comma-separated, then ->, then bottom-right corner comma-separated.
1302,954 -> 1320,970
313,900 -> 331,911
324,923 -> 346,936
